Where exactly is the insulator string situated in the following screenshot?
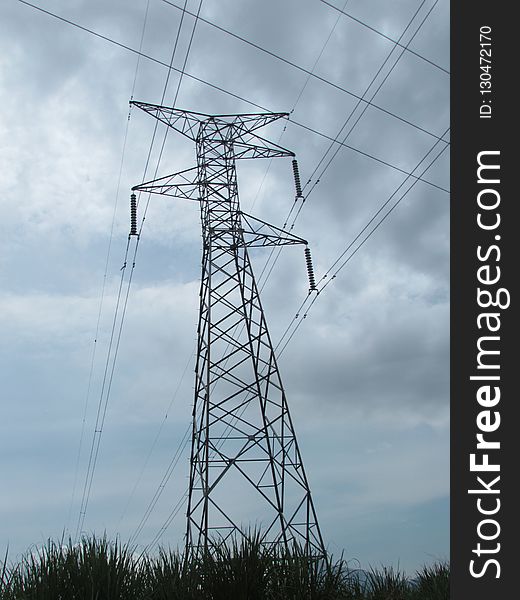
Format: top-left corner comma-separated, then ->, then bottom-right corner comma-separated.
304,247 -> 317,292
292,159 -> 303,198
130,193 -> 138,236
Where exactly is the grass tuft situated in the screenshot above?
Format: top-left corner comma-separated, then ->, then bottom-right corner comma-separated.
413,562 -> 450,600
0,535 -> 449,599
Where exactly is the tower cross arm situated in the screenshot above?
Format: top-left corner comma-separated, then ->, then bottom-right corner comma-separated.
229,112 -> 289,134
131,100 -> 291,141
130,101 -> 204,140
230,129 -> 294,160
132,166 -> 200,200
238,212 -> 307,247
232,143 -> 294,161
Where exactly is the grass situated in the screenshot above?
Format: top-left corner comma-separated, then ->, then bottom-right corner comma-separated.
0,535 -> 449,599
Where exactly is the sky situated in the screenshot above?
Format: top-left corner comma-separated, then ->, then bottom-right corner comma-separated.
0,0 -> 449,574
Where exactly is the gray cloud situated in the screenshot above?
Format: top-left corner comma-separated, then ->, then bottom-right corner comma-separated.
1,0 -> 449,574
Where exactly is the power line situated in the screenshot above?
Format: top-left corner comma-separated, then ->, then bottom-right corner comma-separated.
75,237 -> 133,539
129,0 -> 153,102
119,0 -> 205,545
160,0 -> 446,144
15,0 -> 446,193
74,0 -> 201,534
128,424 -> 192,546
318,0 -> 449,75
67,1 -> 153,537
117,349 -> 194,530
139,491 -> 188,558
291,119 -> 449,193
130,0 -> 447,540
15,0 -> 268,110
137,0 -> 203,201
301,0 -> 443,202
247,0 -> 350,212
253,0 -> 442,294
291,0 -> 351,112
74,0 -> 191,537
134,0 -> 189,202
276,130 -> 450,355
170,0 -> 204,107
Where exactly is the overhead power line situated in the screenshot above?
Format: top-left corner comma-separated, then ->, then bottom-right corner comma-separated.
302,0 -> 441,200
15,0 -> 267,109
291,0 -> 351,112
14,0 -> 449,549
247,0 -> 351,212
121,0 -> 205,542
319,0 -> 449,75
160,0 -> 446,144
127,2 -> 446,546
70,0 -> 154,538
276,129 -> 450,355
252,0 -> 441,302
169,0 -> 204,107
289,120 -> 448,193
16,0 -> 447,194
73,0 -> 205,537
75,237 -> 133,539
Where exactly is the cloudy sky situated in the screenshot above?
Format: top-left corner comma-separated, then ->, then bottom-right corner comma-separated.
0,0 -> 449,574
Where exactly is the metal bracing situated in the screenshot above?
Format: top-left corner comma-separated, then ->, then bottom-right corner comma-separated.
132,102 -> 325,558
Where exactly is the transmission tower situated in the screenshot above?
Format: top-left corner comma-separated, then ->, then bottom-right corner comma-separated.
131,102 -> 325,558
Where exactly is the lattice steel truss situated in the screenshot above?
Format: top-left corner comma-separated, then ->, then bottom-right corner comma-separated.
132,102 -> 325,558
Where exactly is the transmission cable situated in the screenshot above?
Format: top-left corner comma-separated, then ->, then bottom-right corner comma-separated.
292,0 -> 351,111
128,423 -> 192,546
15,0 -> 267,110
301,0 -> 440,200
75,0 -> 202,537
138,491 -> 188,558
70,0 -> 153,539
248,0 -> 350,214
15,0 -> 446,193
256,0 -> 443,295
276,129 -> 450,355
117,350 -> 194,529
122,0 -> 205,545
276,149 -> 448,354
219,0 -> 354,401
134,0 -> 189,201
136,0 -> 203,207
170,0 -> 204,106
257,0 -> 443,292
160,0 -> 446,144
319,0 -> 449,75
75,236 -> 134,539
26,0 -> 447,543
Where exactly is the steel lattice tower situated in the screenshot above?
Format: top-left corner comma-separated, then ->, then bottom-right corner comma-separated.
131,102 -> 325,558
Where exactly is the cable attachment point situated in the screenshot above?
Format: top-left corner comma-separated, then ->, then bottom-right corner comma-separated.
292,159 -> 303,198
130,193 -> 138,236
304,246 -> 317,292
